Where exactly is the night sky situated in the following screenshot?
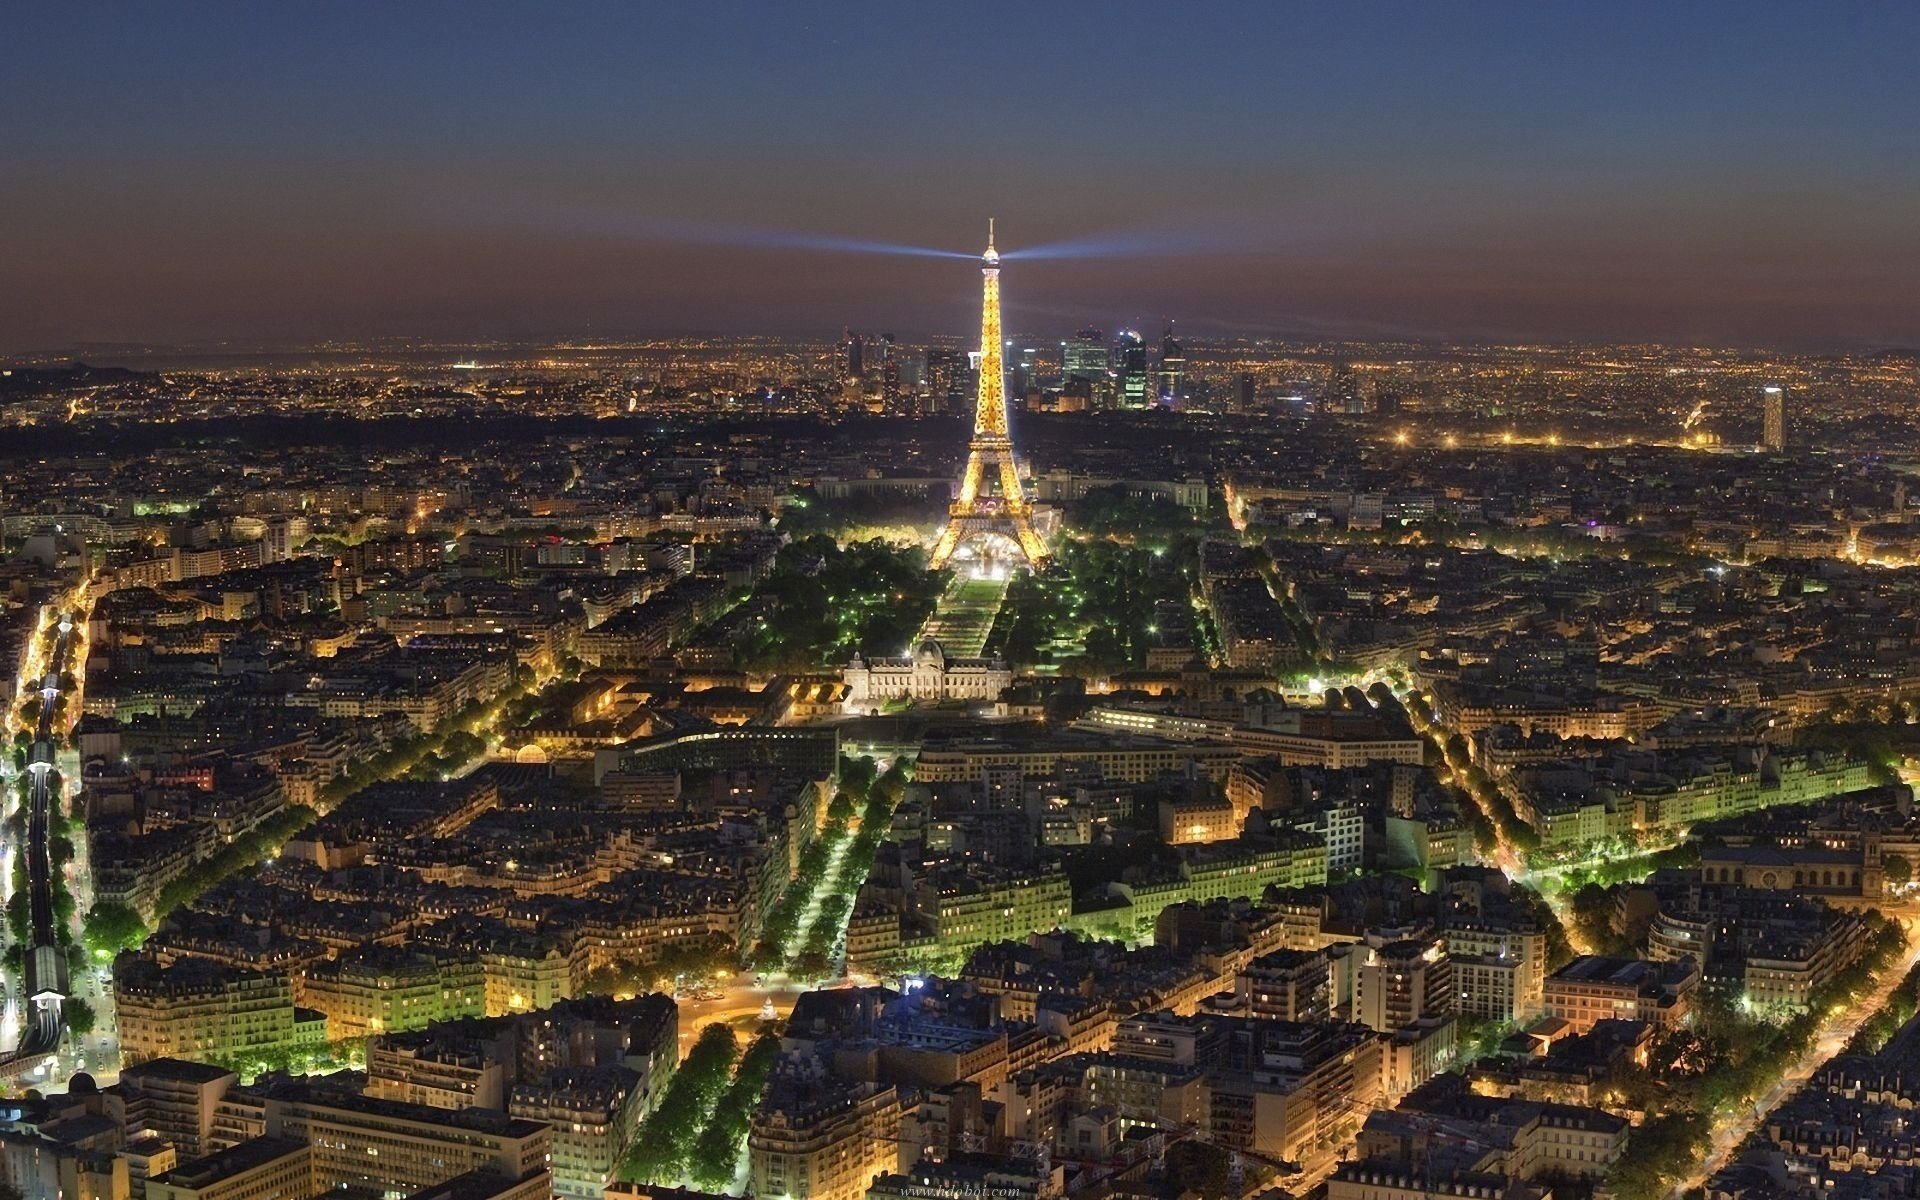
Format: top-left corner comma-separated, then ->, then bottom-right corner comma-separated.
7,2 -> 1919,351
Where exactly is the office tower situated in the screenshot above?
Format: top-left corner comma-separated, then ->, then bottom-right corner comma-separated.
1237,373 -> 1255,413
1061,327 -> 1108,387
1156,325 -> 1185,406
1115,330 -> 1149,408
1328,359 -> 1362,413
1763,385 -> 1786,451
880,334 -> 901,410
1010,345 -> 1041,398
843,330 -> 864,379
923,346 -> 969,414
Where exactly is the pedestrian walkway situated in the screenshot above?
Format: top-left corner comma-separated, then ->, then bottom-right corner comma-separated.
915,571 -> 1011,657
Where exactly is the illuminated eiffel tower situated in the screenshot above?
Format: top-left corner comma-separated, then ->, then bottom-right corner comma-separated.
929,221 -> 1050,569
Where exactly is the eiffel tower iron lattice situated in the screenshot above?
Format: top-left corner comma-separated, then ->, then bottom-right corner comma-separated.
928,221 -> 1051,569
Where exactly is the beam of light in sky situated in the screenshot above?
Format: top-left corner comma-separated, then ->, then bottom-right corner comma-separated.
436,198 -> 977,260
1000,225 -> 1248,261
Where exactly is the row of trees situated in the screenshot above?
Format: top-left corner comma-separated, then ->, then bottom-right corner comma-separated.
728,537 -> 947,674
1563,883 -> 1634,957
986,537 -> 1201,671
754,755 -> 905,978
1607,917 -> 1907,1200
202,1037 -> 367,1083
581,934 -> 737,998
4,771 -> 80,951
316,662 -> 547,807
774,486 -> 949,543
151,805 -> 318,917
83,900 -> 148,958
1401,694 -> 1498,855
1066,485 -> 1208,542
794,758 -> 909,977
1437,732 -> 1542,854
1550,840 -> 1700,891
620,1022 -> 741,1184
1255,512 -> 1712,569
686,1033 -> 781,1190
750,803 -> 853,971
1844,954 -> 1920,1055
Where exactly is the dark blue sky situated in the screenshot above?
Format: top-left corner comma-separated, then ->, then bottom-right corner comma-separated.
7,2 -> 1919,350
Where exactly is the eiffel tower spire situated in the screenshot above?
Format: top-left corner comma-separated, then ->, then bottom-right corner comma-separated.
929,223 -> 1050,569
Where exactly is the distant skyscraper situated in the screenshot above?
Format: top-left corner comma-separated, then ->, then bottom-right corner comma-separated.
878,334 -> 899,408
1236,373 -> 1255,413
1115,331 -> 1149,408
1762,385 -> 1786,451
922,347 -> 966,414
1011,345 -> 1041,399
1156,325 -> 1185,406
844,330 -> 864,379
1327,359 -> 1362,414
1062,328 -> 1107,384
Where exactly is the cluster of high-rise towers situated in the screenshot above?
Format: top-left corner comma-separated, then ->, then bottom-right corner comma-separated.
840,233 -> 1186,420
843,323 -> 1185,415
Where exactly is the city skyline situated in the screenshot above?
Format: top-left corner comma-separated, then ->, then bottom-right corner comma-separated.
13,8 -> 1920,1200
7,3 -> 1920,354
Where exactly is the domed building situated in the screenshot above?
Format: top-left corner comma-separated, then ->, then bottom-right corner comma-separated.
842,638 -> 1012,712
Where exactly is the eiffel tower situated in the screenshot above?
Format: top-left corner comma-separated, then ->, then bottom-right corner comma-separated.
929,221 -> 1051,569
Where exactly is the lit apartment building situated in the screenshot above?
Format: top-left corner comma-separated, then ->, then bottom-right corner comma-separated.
1354,939 -> 1455,1034
1543,955 -> 1699,1033
119,1058 -> 240,1161
365,993 -> 677,1192
1236,949 -> 1335,1022
509,1066 -> 645,1199
1445,918 -> 1547,1022
922,868 -> 1073,956
749,1076 -> 902,1200
1329,1163 -> 1548,1200
479,938 -> 584,1016
1291,803 -> 1365,873
114,958 -> 323,1069
1158,792 -> 1240,844
302,947 -> 486,1040
1228,720 -> 1424,769
913,733 -> 1243,785
366,1037 -> 508,1110
0,1131 -> 128,1200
